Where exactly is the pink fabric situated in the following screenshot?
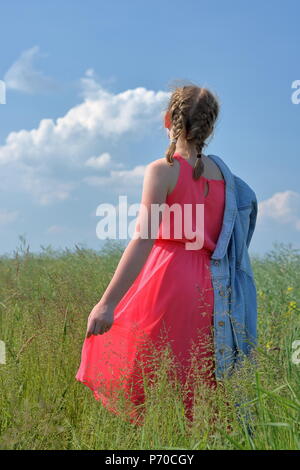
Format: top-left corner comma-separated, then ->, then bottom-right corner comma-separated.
75,153 -> 225,424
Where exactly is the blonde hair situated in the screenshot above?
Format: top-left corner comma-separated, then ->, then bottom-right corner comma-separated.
164,80 -> 220,180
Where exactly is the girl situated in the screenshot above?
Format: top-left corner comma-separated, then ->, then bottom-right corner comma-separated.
75,83 -> 258,426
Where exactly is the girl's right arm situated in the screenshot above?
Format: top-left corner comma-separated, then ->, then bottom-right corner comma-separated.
85,159 -> 173,337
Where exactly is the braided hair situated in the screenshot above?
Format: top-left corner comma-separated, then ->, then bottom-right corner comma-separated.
165,83 -> 219,180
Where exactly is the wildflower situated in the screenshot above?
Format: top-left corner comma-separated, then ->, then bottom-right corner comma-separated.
266,341 -> 273,350
286,286 -> 293,293
286,300 -> 298,316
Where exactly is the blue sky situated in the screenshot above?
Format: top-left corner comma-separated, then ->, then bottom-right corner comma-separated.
0,0 -> 300,256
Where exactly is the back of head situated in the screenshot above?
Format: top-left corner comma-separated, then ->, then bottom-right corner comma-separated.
164,81 -> 220,180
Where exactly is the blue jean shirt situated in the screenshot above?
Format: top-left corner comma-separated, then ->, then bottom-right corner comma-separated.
207,154 -> 258,381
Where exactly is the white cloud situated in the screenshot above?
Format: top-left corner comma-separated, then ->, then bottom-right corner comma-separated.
0,209 -> 18,225
0,72 -> 168,167
0,69 -> 169,204
84,165 -> 146,190
258,190 -> 300,231
4,46 -> 57,94
85,152 -> 125,170
85,152 -> 111,169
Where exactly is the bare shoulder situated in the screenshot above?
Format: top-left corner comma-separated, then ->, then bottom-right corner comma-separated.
146,156 -> 179,175
144,157 -> 179,196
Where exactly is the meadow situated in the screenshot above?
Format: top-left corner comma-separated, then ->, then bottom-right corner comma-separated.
0,235 -> 299,450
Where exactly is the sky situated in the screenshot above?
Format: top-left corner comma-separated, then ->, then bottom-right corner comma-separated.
0,0 -> 300,257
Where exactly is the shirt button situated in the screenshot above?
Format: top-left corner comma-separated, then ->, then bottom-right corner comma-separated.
218,321 -> 225,326
219,289 -> 225,296
213,260 -> 220,266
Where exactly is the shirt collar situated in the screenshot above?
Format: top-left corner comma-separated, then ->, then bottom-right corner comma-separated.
207,154 -> 237,260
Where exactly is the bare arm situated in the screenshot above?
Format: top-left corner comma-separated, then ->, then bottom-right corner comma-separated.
85,159 -> 171,337
101,238 -> 155,307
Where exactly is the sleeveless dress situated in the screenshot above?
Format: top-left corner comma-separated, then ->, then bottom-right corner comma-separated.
75,152 -> 226,424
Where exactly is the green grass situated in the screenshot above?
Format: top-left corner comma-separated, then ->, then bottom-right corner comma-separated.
0,236 -> 299,450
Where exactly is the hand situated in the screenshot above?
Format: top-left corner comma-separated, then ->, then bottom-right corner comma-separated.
85,301 -> 115,338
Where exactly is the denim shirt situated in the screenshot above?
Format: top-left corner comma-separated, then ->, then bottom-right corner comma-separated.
207,154 -> 258,381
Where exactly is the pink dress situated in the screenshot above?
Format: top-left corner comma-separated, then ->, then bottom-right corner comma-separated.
75,152 -> 226,424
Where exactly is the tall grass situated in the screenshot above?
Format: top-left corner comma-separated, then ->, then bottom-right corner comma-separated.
0,236 -> 299,450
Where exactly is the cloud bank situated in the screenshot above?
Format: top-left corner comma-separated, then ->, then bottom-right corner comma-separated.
258,190 -> 300,231
0,64 -> 170,205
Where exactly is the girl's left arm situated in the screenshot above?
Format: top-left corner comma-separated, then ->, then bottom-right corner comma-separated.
85,160 -> 171,337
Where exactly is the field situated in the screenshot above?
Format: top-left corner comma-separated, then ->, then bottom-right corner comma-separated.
0,236 -> 299,450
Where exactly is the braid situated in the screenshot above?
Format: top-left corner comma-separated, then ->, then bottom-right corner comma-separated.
164,83 -> 219,180
165,88 -> 185,164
